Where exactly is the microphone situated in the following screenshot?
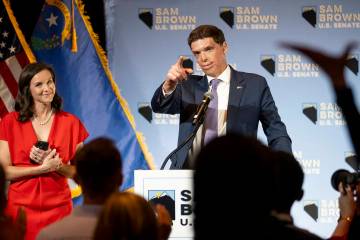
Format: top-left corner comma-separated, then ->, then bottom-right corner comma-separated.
192,90 -> 213,125
160,90 -> 212,169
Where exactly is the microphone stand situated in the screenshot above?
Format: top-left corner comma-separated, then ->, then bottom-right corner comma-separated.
160,95 -> 210,170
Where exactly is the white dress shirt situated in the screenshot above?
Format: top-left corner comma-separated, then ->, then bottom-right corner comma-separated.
188,65 -> 231,167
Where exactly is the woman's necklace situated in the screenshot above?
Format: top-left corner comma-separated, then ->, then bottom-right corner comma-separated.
35,109 -> 53,125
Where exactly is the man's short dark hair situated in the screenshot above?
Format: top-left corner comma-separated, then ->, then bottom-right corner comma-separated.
188,25 -> 226,47
74,137 -> 122,198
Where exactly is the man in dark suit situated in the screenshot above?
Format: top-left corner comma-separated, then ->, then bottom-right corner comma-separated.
151,25 -> 291,169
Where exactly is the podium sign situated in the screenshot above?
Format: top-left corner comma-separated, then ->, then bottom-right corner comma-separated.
134,170 -> 194,239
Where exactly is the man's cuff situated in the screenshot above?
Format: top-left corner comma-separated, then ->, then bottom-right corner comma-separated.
162,84 -> 176,97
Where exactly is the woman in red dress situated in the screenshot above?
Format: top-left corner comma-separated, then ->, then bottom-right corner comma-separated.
0,63 -> 88,240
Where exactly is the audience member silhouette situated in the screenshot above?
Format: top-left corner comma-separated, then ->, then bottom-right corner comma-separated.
93,192 -> 172,240
270,151 -> 356,240
193,134 -> 358,239
37,137 -> 123,239
193,134 -> 281,239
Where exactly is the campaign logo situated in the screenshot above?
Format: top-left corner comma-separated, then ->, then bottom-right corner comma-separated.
219,7 -> 234,28
302,103 -> 346,126
139,8 -> 196,31
302,4 -> 360,29
302,103 -> 317,124
319,199 -> 340,223
148,189 -> 193,226
346,54 -> 358,75
318,102 -> 346,126
260,55 -> 275,76
138,102 -> 153,123
302,6 -> 317,27
261,53 -> 357,77
345,151 -> 358,171
139,8 -> 153,29
153,113 -> 179,125
294,151 -> 320,175
303,200 -> 318,221
304,199 -> 339,223
149,190 -> 176,220
220,6 -> 278,30
138,102 -> 179,125
261,54 -> 319,78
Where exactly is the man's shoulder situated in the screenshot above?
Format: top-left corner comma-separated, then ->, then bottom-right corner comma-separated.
231,70 -> 269,90
232,69 -> 266,82
36,213 -> 97,239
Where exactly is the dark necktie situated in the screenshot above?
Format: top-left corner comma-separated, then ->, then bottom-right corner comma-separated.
203,79 -> 220,146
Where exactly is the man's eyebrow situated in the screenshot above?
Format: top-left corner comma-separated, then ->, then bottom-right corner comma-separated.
192,45 -> 213,54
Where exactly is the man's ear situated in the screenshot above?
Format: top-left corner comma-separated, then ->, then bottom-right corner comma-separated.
223,41 -> 228,54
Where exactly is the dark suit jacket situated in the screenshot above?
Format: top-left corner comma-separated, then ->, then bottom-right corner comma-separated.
151,67 -> 292,169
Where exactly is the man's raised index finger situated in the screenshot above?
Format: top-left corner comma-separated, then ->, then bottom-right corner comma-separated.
176,56 -> 185,67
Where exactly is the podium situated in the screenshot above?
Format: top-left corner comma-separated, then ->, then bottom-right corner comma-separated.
134,170 -> 194,239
